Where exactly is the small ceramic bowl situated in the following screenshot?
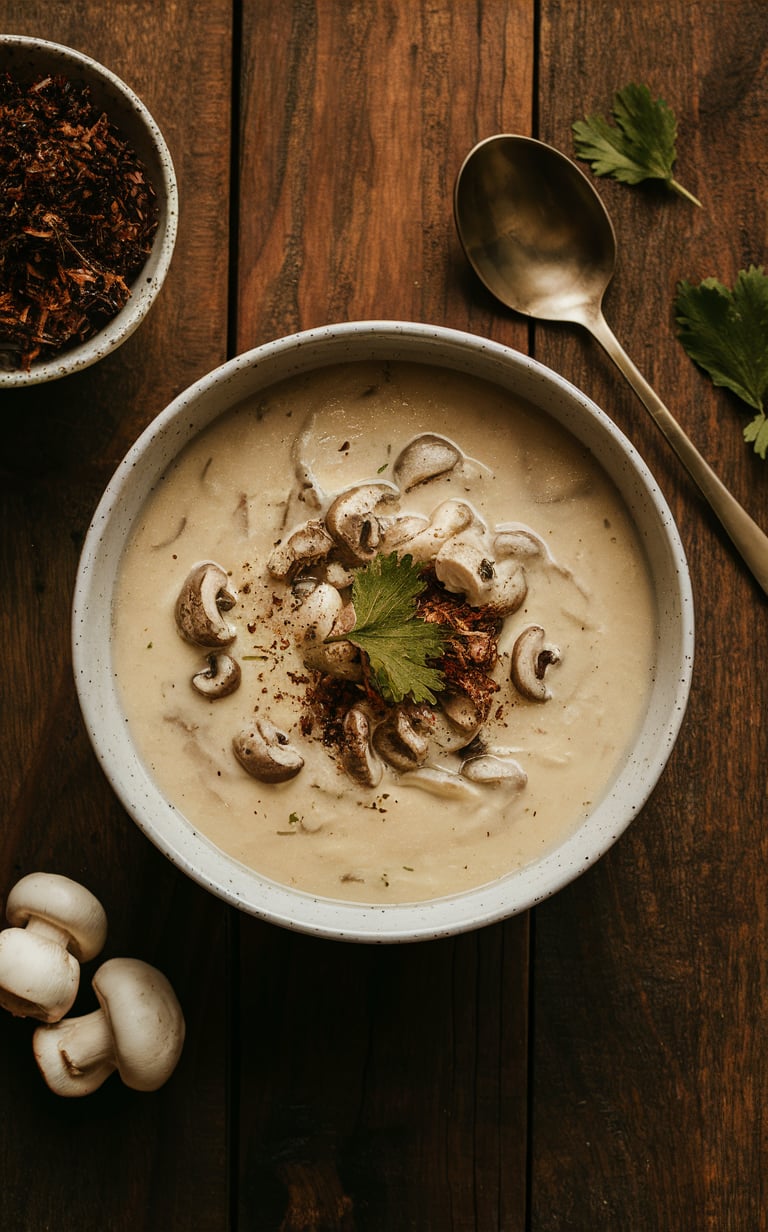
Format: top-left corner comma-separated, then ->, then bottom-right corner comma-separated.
72,322 -> 694,942
0,36 -> 177,386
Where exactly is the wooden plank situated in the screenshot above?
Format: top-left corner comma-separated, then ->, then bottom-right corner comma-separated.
235,2 -> 535,1228
0,3 -> 233,1229
531,2 -> 768,1228
236,0 -> 535,349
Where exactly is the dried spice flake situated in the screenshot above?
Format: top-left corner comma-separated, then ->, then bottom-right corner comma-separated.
0,70 -> 160,370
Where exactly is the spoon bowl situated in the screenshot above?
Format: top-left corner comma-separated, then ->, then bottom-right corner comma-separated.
454,134 -> 616,326
454,134 -> 768,597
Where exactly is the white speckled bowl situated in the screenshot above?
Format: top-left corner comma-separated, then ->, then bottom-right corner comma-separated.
72,322 -> 694,942
0,36 -> 177,386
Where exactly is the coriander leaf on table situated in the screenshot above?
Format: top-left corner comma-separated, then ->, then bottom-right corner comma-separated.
674,266 -> 768,458
334,552 -> 446,705
573,82 -> 702,207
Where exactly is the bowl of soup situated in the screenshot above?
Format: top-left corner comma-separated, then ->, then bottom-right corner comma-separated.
0,36 -> 177,385
72,321 -> 694,941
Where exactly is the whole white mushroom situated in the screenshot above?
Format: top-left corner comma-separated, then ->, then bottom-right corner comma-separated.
32,957 -> 185,1096
0,872 -> 107,1023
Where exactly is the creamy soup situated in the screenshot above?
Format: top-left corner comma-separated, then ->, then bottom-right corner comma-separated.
113,361 -> 656,903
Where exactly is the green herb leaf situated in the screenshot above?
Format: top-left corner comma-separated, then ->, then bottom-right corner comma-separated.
336,552 -> 446,705
674,266 -> 768,458
573,83 -> 702,207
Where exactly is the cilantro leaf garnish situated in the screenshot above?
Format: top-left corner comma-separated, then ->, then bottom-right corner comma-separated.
333,552 -> 446,705
573,83 -> 702,207
674,266 -> 768,458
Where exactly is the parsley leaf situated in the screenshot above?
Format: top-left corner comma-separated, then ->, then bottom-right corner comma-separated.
334,552 -> 446,705
674,266 -> 768,458
573,83 -> 702,207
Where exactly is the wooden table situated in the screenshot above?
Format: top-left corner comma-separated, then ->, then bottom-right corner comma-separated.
2,3 -> 767,1228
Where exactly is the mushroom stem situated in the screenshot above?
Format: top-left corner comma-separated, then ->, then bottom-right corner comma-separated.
21,917 -> 73,948
34,1007 -> 115,1096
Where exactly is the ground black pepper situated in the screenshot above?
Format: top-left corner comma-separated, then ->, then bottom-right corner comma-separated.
0,70 -> 159,370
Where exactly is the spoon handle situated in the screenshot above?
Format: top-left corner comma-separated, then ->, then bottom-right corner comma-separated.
590,313 -> 768,598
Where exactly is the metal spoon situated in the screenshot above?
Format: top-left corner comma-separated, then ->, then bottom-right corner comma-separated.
453,133 -> 768,597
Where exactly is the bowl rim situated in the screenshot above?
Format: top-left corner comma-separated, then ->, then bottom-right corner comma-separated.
0,34 -> 178,387
72,320 -> 695,942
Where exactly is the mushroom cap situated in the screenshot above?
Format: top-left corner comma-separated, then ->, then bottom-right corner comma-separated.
393,433 -> 463,492
232,718 -> 306,783
324,482 -> 399,562
510,624 -> 561,701
290,582 -> 344,645
340,706 -> 383,787
92,958 -> 185,1092
174,560 -> 237,647
461,753 -> 528,788
396,499 -> 476,562
434,535 -> 495,605
372,705 -> 430,772
191,652 -> 241,698
0,927 -> 80,1022
267,519 -> 334,581
5,872 -> 107,962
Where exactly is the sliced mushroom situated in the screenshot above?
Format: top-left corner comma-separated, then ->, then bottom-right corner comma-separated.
340,707 -> 383,787
428,689 -> 493,752
324,482 -> 400,564
440,690 -> 486,736
302,601 -> 363,679
192,653 -> 241,698
486,560 -> 528,616
303,639 -> 363,680
461,754 -> 528,788
494,526 -> 550,562
290,581 -> 344,646
379,513 -> 430,553
395,499 -> 476,563
232,718 -> 304,782
434,535 -> 495,605
393,434 -> 462,492
267,519 -> 334,581
320,559 -> 356,590
435,536 -> 527,614
372,705 -> 430,772
175,562 -> 237,647
427,708 -> 480,753
510,624 -> 562,701
405,766 -> 481,800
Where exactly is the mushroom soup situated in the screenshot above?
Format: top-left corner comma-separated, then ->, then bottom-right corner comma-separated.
113,361 -> 656,903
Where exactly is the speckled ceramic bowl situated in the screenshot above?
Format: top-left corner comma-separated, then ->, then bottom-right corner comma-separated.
72,322 -> 694,942
0,36 -> 177,386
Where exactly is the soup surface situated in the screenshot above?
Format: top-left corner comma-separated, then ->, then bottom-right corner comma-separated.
113,361 -> 656,903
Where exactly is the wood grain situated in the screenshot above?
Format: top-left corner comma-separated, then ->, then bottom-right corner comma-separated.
1,3 -> 233,1229
236,0 -> 534,349
532,4 -> 768,1230
1,1 -> 766,1229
